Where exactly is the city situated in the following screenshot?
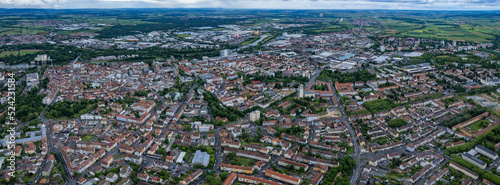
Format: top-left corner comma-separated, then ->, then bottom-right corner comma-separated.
0,5 -> 499,185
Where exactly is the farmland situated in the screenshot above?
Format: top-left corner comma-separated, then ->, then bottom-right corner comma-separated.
0,49 -> 42,57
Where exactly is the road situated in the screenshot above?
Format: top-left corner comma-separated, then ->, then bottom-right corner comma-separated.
415,157 -> 449,185
324,76 -> 362,185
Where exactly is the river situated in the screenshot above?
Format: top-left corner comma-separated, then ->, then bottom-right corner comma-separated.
0,63 -> 38,69
237,34 -> 270,50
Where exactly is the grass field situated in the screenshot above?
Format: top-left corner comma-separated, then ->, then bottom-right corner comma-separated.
82,135 -> 95,142
176,34 -> 191,38
0,49 -> 42,57
210,27 -> 227,31
375,17 -> 497,43
400,25 -> 494,43
469,120 -> 490,132
234,156 -> 254,167
241,36 -> 261,45
55,29 -> 97,35
0,27 -> 48,36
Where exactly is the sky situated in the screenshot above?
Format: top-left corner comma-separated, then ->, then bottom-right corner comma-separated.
0,0 -> 499,10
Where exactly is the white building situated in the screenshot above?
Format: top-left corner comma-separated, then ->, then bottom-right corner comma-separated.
475,145 -> 498,160
249,110 -> 260,122
34,54 -> 50,62
220,49 -> 230,57
192,150 -> 210,167
194,123 -> 214,132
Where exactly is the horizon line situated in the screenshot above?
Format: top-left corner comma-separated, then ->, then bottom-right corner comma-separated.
0,8 -> 499,11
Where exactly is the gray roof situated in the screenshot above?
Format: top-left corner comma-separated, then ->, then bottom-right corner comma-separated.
463,153 -> 487,167
192,150 -> 210,166
476,145 -> 498,157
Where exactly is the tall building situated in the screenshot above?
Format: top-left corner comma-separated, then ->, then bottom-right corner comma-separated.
453,40 -> 457,47
299,84 -> 304,98
249,110 -> 260,122
380,45 -> 386,52
220,49 -> 230,57
34,54 -> 50,62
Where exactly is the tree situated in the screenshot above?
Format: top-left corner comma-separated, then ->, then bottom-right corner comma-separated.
220,172 -> 229,180
387,119 -> 408,128
227,152 -> 237,161
205,175 -> 214,183
214,176 -> 222,184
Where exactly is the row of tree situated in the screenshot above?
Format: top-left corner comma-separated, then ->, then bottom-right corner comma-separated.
203,91 -> 244,122
319,69 -> 378,83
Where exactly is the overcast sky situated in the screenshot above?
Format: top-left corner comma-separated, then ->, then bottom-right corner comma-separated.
0,0 -> 499,10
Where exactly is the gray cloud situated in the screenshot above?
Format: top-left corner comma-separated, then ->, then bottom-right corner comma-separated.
0,0 -> 498,10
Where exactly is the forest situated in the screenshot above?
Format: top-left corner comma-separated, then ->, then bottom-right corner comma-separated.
96,17 -> 245,38
0,43 -> 235,65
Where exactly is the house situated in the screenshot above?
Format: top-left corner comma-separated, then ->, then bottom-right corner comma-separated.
265,169 -> 301,185
179,169 -> 203,185
238,174 -> 283,185
277,158 -> 309,171
253,161 -> 266,171
101,155 -> 114,168
137,173 -> 150,181
116,178 -> 131,185
165,156 -> 176,163
119,165 -> 133,178
224,148 -> 271,162
305,114 -> 318,121
222,173 -> 237,185
77,177 -> 87,184
263,120 -> 277,126
309,173 -> 324,185
105,172 -> 118,183
449,161 -> 479,180
220,164 -> 254,174
194,123 -> 214,132
25,142 -> 36,154
475,145 -> 498,160
41,154 -> 55,176
151,176 -> 163,183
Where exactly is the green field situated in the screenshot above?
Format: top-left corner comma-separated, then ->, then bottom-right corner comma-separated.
373,15 -> 499,43
241,36 -> 261,45
210,27 -> 228,31
400,24 -> 494,43
0,50 -> 42,57
176,34 -> 191,38
230,156 -> 254,167
469,120 -> 490,132
82,135 -> 95,142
